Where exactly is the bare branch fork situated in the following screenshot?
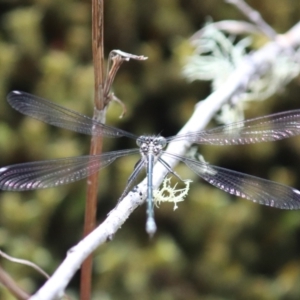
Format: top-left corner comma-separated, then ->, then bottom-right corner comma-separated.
225,0 -> 277,39
29,18 -> 300,300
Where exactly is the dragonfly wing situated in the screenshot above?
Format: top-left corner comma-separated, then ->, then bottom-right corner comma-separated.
7,91 -> 136,139
0,149 -> 139,191
168,110 -> 300,145
164,153 -> 300,209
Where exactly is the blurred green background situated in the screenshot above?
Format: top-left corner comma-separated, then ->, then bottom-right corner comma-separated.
0,0 -> 300,299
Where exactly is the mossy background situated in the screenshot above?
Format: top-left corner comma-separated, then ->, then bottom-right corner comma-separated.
0,0 -> 300,299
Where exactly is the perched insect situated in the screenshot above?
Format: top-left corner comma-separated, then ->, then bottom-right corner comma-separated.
1,91 -> 300,235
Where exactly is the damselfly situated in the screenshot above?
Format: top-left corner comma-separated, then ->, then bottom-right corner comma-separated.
1,91 -> 300,235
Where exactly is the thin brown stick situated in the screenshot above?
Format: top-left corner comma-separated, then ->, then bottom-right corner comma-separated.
0,265 -> 30,300
80,0 -> 105,299
80,4 -> 147,297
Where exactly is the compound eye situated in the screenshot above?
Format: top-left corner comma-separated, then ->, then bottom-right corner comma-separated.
158,137 -> 167,147
136,136 -> 145,147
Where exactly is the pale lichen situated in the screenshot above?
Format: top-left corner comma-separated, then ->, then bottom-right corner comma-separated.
154,177 -> 192,210
183,23 -> 300,124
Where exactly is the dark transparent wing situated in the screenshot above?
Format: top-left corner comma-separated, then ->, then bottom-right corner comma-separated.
7,91 -> 137,139
167,110 -> 300,145
164,153 -> 300,209
0,149 -> 139,191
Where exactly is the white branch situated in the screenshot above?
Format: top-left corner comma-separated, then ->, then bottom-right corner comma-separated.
30,21 -> 300,300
